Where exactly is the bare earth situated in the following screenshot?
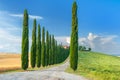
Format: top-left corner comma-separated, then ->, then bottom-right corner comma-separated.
0,61 -> 88,80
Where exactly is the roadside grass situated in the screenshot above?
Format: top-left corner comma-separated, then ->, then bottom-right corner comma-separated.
66,51 -> 120,80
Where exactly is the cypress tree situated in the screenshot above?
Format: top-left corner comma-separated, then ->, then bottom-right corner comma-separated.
51,35 -> 53,65
70,1 -> 78,71
51,35 -> 55,65
57,45 -> 60,63
31,19 -> 37,68
46,31 -> 49,66
21,9 -> 29,70
55,40 -> 57,64
49,35 -> 51,65
36,24 -> 41,68
42,27 -> 45,67
53,39 -> 56,64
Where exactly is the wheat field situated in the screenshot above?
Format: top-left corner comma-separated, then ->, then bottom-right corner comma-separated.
0,53 -> 21,73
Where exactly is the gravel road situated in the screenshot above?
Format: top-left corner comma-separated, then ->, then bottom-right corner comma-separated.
0,61 -> 88,80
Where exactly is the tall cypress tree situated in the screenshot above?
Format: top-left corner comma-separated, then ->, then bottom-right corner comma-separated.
21,9 -> 29,70
55,40 -> 57,64
53,38 -> 56,64
31,19 -> 37,68
46,31 -> 49,66
42,27 -> 45,67
51,35 -> 55,65
49,35 -> 51,65
70,1 -> 78,71
36,24 -> 41,68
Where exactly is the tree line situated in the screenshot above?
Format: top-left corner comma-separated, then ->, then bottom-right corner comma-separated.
21,9 -> 69,70
22,1 -> 78,71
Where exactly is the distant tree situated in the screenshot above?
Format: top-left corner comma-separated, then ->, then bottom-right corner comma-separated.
30,19 -> 37,68
21,9 -> 29,70
79,46 -> 82,51
42,27 -> 45,67
88,47 -> 91,51
46,31 -> 49,66
81,46 -> 86,51
70,1 -> 78,71
79,45 -> 91,51
36,24 -> 41,68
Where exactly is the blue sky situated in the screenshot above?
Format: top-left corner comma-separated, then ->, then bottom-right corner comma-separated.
0,0 -> 120,55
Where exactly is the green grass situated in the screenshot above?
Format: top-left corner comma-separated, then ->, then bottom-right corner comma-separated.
66,51 -> 120,80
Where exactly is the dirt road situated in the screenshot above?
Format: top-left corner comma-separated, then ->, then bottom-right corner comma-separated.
0,61 -> 88,80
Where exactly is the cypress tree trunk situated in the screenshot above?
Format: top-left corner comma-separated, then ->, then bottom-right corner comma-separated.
70,1 -> 78,71
36,24 -> 41,68
21,9 -> 29,70
42,27 -> 45,67
46,31 -> 49,66
31,19 -> 37,68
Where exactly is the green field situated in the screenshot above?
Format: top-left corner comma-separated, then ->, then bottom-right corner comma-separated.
66,51 -> 120,80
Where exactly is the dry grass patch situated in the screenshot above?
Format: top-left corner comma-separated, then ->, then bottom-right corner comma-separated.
0,53 -> 21,73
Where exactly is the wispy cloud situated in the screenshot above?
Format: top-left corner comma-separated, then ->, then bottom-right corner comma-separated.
0,11 -> 21,53
0,11 -> 35,53
0,11 -> 40,53
0,27 -> 21,53
29,15 -> 43,20
10,14 -> 43,20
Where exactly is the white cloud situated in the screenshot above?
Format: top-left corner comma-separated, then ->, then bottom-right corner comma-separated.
55,33 -> 120,55
55,36 -> 70,45
10,14 -> 43,20
29,15 -> 43,20
79,33 -> 120,55
0,11 -> 36,53
9,14 -> 23,18
88,33 -> 98,41
0,28 -> 21,53
66,37 -> 70,44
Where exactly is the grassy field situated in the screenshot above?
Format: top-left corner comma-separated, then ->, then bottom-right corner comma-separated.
0,53 -> 21,73
66,51 -> 120,80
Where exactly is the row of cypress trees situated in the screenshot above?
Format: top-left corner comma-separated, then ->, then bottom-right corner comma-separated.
21,9 -> 69,70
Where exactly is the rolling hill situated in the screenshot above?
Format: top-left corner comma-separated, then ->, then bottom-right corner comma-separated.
66,51 -> 120,80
